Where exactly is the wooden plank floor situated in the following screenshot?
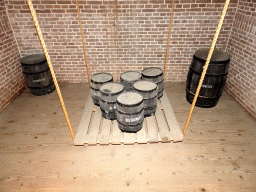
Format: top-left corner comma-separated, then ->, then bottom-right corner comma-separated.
0,82 -> 255,192
74,91 -> 183,146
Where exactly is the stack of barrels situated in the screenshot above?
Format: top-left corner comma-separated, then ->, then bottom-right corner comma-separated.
90,67 -> 164,133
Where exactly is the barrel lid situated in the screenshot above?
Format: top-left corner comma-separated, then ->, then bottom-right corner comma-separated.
100,82 -> 124,94
133,80 -> 157,91
117,92 -> 143,106
20,54 -> 46,65
91,73 -> 113,83
121,71 -> 141,81
142,67 -> 163,78
194,49 -> 230,62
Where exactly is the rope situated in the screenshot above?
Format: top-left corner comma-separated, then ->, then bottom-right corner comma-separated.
114,0 -> 119,79
27,0 -> 75,141
183,0 -> 231,136
75,0 -> 91,87
163,0 -> 175,79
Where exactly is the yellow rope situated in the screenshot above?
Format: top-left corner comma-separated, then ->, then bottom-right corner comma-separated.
27,0 -> 75,141
75,0 -> 91,87
183,0 -> 231,136
114,0 -> 119,79
163,0 -> 175,79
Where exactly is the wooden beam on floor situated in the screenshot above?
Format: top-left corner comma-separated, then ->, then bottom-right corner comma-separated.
74,96 -> 94,145
160,92 -> 183,142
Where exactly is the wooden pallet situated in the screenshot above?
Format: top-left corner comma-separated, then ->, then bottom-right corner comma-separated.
74,91 -> 183,145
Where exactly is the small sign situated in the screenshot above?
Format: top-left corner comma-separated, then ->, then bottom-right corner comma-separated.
126,115 -> 142,123
201,84 -> 212,88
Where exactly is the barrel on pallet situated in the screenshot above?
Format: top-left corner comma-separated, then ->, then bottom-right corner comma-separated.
99,82 -> 124,120
133,80 -> 158,117
186,49 -> 231,108
141,67 -> 164,98
20,54 -> 55,96
120,71 -> 141,91
91,73 -> 113,106
116,92 -> 144,133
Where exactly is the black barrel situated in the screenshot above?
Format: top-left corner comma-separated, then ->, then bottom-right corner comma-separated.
91,73 -> 113,106
141,67 -> 164,98
120,71 -> 141,91
20,54 -> 55,96
116,92 -> 144,133
133,80 -> 158,117
99,82 -> 124,120
186,49 -> 231,108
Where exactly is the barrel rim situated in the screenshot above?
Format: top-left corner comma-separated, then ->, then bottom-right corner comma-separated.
143,94 -> 158,100
120,71 -> 142,82
141,67 -> 163,78
186,89 -> 221,108
99,97 -> 117,104
100,107 -> 116,112
20,54 -> 46,65
189,66 -> 229,77
117,99 -> 143,108
117,119 -> 144,127
186,88 -> 223,99
193,49 -> 231,64
21,60 -> 47,67
133,80 -> 158,92
193,55 -> 230,64
99,82 -> 124,96
116,91 -> 143,107
91,72 -> 113,84
144,105 -> 157,110
22,68 -> 50,75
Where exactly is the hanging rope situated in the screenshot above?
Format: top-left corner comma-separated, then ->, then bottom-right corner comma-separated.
183,0 -> 231,136
163,0 -> 175,79
27,0 -> 75,141
75,0 -> 91,87
114,0 -> 120,79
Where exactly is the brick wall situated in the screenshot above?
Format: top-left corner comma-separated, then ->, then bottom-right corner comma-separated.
5,0 -> 236,82
225,0 -> 256,118
0,1 -> 25,113
2,0 -> 256,118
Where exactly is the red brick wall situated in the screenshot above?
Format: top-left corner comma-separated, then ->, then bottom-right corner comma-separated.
0,1 -> 25,113
2,0 -> 256,118
225,0 -> 256,118
5,0 -> 237,82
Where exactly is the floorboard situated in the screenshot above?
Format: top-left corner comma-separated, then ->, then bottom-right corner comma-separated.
0,82 -> 255,192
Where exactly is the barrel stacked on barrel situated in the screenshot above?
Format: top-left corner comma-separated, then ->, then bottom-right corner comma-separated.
90,67 -> 164,133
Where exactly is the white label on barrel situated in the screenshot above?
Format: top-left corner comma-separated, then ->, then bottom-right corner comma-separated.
33,78 -> 46,83
126,115 -> 142,123
202,85 -> 212,88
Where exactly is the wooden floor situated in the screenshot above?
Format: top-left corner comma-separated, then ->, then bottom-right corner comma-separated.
0,82 -> 255,191
74,91 -> 183,146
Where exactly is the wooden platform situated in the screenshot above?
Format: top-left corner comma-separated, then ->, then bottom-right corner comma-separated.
74,91 -> 183,145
